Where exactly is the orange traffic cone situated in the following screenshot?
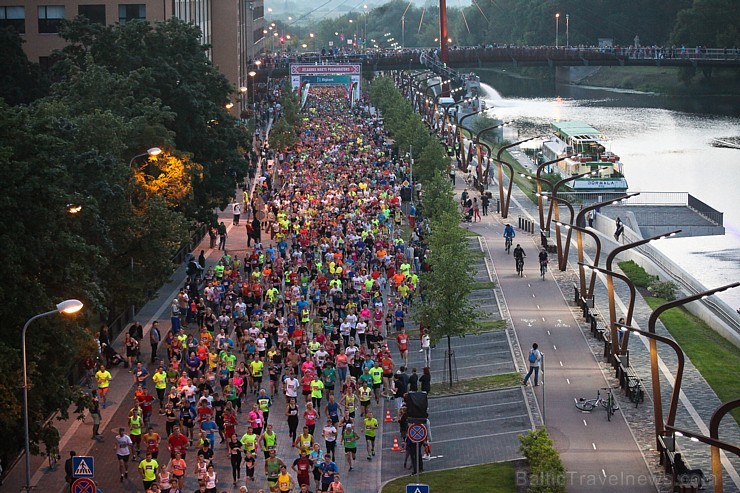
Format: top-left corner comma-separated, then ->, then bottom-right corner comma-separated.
385,409 -> 393,422
391,436 -> 402,451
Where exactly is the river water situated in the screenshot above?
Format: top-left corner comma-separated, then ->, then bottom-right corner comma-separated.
478,77 -> 740,309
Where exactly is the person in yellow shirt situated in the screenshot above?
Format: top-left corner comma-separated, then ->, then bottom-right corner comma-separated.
138,451 -> 159,490
151,366 -> 167,413
277,464 -> 294,493
95,364 -> 112,408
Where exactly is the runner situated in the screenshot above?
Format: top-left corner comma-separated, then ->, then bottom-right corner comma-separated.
114,427 -> 133,482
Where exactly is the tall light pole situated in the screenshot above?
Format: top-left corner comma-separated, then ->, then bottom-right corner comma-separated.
23,299 -> 84,492
496,137 -> 542,218
555,13 -> 560,48
566,14 -> 569,47
363,5 -> 368,51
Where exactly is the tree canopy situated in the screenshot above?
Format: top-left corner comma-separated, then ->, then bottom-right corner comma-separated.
0,17 -> 252,460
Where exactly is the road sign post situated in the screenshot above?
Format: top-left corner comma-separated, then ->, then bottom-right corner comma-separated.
406,484 -> 430,493
72,456 -> 94,478
71,477 -> 96,493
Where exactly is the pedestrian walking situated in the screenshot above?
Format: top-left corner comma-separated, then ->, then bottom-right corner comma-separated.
233,200 -> 241,225
473,197 -> 481,222
149,321 -> 161,364
218,222 -> 227,250
614,217 -> 624,240
522,343 -> 543,386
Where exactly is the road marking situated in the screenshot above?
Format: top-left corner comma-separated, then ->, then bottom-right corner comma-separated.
536,305 -> 540,310
566,378 -> 570,385
602,469 -> 607,477
553,345 -> 557,350
593,443 -> 597,450
532,293 -> 536,298
547,330 -> 551,336
541,316 -> 545,321
559,361 -> 563,367
583,419 -> 588,426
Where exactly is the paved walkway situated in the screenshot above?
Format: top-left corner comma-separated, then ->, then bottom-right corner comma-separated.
486,148 -> 740,492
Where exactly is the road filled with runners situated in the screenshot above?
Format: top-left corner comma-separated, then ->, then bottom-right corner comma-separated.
79,86 -> 429,493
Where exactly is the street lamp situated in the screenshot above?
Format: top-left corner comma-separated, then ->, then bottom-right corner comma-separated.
555,13 -> 560,48
23,299 -> 84,491
496,137 -> 543,218
547,169 -> 600,269
603,230 -> 681,356
645,283 -> 739,447
475,121 -> 512,186
534,155 -> 576,234
566,14 -> 569,47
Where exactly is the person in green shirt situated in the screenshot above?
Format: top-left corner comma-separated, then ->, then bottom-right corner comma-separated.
129,406 -> 143,460
221,350 -> 237,374
264,449 -> 286,489
369,364 -> 384,403
362,411 -> 378,460
240,427 -> 259,455
257,389 -> 272,422
311,374 -> 325,411
138,451 -> 158,489
341,424 -> 359,471
260,423 -> 277,459
358,380 -> 373,417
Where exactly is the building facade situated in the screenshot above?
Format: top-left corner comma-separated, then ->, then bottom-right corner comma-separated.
0,0 -> 264,114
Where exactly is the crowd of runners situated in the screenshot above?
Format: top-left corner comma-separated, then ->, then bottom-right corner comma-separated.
88,85 -> 432,493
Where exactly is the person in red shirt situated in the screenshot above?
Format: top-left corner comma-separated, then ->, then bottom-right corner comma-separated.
395,327 -> 409,367
168,426 -> 189,459
291,450 -> 313,488
136,386 -> 155,427
381,353 -> 394,398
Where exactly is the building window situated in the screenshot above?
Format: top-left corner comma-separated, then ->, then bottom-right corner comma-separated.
118,4 -> 145,24
78,4 -> 106,24
0,6 -> 25,33
252,5 -> 263,20
38,5 -> 64,34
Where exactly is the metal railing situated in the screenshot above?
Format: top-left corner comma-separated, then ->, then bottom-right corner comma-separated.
687,194 -> 723,226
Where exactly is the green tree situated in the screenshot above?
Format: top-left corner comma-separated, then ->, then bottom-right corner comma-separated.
417,209 -> 481,386
55,18 -> 251,219
671,0 -> 740,47
0,27 -> 48,105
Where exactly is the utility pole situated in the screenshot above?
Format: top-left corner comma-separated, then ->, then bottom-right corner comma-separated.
439,0 -> 448,63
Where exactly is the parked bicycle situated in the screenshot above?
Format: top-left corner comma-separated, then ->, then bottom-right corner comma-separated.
575,387 -> 619,421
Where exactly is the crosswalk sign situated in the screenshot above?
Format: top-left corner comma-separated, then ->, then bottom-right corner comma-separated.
72,456 -> 94,478
406,485 -> 429,493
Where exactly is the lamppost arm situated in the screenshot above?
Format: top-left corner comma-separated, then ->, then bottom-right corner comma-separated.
647,283 -> 740,438
23,299 -> 83,492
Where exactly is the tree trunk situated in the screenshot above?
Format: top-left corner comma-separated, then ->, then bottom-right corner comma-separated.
447,334 -> 453,388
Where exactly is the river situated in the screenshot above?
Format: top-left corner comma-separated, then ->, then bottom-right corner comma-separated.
477,76 -> 740,309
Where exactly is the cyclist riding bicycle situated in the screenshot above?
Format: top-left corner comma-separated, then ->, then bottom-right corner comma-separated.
513,244 -> 526,274
538,248 -> 549,277
503,224 -> 515,252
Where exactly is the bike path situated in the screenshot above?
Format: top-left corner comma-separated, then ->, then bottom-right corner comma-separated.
456,180 -> 657,492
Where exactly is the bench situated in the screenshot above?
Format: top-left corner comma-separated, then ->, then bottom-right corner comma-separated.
614,352 -> 644,407
657,435 -> 701,492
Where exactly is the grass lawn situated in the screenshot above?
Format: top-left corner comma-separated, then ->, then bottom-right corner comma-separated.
644,296 -> 740,424
619,259 -> 740,423
430,372 -> 521,396
472,281 -> 496,290
479,320 -> 507,331
381,461 -> 518,493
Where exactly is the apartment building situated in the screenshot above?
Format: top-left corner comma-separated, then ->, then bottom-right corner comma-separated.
0,0 -> 264,113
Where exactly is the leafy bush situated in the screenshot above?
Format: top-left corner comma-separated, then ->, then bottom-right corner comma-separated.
519,428 -> 566,493
649,280 -> 677,301
617,260 -> 656,288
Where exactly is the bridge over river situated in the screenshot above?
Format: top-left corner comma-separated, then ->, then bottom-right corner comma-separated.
252,46 -> 740,79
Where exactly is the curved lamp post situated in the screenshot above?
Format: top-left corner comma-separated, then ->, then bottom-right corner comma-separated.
456,107 -> 488,167
520,172 -> 555,240
667,398 -> 740,493
495,137 -> 542,218
23,299 -> 84,492
561,193 -> 641,297
547,170 -> 600,269
476,121 -> 512,187
535,155 -> 577,234
605,229 -> 681,355
554,220 -> 601,302
646,283 -> 739,447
